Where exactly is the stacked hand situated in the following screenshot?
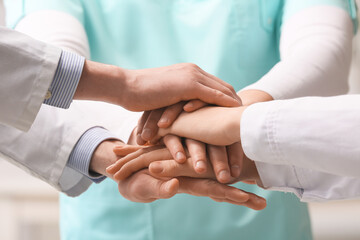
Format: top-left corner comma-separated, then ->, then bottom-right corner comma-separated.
106,144 -> 266,210
90,139 -> 265,209
89,68 -> 272,210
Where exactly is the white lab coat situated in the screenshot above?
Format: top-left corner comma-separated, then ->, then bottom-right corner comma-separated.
0,7 -> 357,199
242,95 -> 360,202
0,0 -> 62,131
0,10 -> 141,196
0,26 -> 61,131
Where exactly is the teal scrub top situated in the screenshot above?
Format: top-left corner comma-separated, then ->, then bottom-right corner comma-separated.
6,0 -> 357,239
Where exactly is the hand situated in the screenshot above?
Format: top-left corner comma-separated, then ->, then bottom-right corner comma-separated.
153,90 -> 272,176
118,169 -> 263,209
136,93 -> 231,145
76,62 -> 241,110
157,106 -> 246,146
107,144 -> 259,185
160,135 -> 240,183
91,140 -> 261,207
123,63 -> 242,111
108,146 -> 265,209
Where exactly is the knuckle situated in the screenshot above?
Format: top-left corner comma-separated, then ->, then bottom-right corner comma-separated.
213,89 -> 224,98
164,161 -> 177,175
193,154 -> 206,162
185,63 -> 199,70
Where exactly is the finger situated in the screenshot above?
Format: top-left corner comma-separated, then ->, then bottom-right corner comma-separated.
178,177 -> 266,210
183,100 -> 207,112
207,145 -> 231,183
197,69 -> 242,104
178,177 -> 249,203
119,170 -> 179,203
106,145 -> 162,175
156,178 -> 180,199
163,135 -> 186,163
186,139 -> 207,174
210,193 -> 266,210
227,142 -> 244,178
137,111 -> 151,145
243,193 -> 267,210
197,79 -> 238,105
158,102 -> 186,128
242,180 -> 257,184
149,160 -> 213,179
141,108 -> 165,142
113,145 -> 145,157
141,177 -> 179,200
194,83 -> 241,108
113,148 -> 172,181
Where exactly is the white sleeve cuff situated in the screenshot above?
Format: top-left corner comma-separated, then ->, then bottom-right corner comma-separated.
255,161 -> 304,199
241,100 -> 287,166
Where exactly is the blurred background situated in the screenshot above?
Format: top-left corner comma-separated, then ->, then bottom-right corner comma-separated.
1,1 -> 360,240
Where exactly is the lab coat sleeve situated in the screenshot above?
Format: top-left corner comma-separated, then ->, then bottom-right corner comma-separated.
0,26 -> 62,131
0,10 -> 94,196
255,162 -> 360,202
241,95 -> 360,200
3,10 -> 140,196
243,5 -> 354,99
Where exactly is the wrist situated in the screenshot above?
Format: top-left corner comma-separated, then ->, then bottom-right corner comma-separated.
227,106 -> 247,143
90,140 -> 124,178
238,156 -> 262,186
75,60 -> 127,105
237,89 -> 273,106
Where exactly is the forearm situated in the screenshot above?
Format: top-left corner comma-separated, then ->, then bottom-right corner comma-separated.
89,140 -> 123,179
74,60 -> 126,106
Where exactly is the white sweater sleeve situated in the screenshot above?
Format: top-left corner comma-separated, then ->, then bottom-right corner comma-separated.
244,6 -> 353,99
15,10 -> 90,58
0,0 -> 5,26
242,94 -> 360,201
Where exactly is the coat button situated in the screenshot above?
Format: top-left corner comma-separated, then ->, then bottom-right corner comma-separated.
45,91 -> 52,100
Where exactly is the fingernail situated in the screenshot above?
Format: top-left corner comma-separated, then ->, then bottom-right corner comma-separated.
186,102 -> 194,108
175,152 -> 186,162
150,162 -> 163,174
106,165 -> 115,172
195,161 -> 206,173
165,182 -> 172,192
141,129 -> 152,140
136,133 -> 143,143
231,165 -> 241,178
255,197 -> 266,207
218,170 -> 230,183
158,117 -> 169,125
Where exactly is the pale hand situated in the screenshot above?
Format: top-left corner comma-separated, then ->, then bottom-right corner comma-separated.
157,106 -> 245,146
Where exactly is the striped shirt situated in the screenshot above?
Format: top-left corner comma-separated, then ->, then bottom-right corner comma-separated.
45,50 -> 113,182
67,127 -> 118,183
44,50 -> 84,108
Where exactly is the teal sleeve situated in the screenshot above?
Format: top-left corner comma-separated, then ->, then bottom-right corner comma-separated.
5,0 -> 84,28
282,0 -> 358,33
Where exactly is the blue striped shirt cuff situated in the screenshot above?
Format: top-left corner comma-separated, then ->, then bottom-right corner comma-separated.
67,127 -> 119,183
44,51 -> 85,108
